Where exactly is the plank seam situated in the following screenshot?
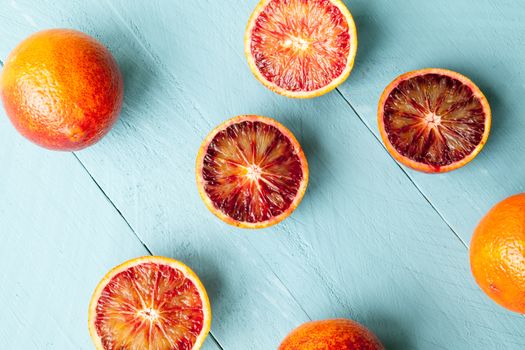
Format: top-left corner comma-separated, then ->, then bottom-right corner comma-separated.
209,333 -> 226,350
71,152 -> 226,350
0,49 -> 224,348
72,153 -> 153,254
334,88 -> 469,249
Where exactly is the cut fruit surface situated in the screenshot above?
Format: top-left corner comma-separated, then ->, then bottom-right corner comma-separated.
88,256 -> 211,350
196,115 -> 308,229
378,68 -> 491,173
245,0 -> 358,98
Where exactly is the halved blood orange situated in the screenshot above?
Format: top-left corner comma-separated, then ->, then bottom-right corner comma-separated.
378,68 -> 491,173
88,256 -> 211,350
245,0 -> 358,98
196,115 -> 308,229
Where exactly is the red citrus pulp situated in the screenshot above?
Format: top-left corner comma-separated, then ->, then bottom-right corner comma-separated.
88,256 -> 211,350
196,115 -> 308,229
378,68 -> 491,173
245,0 -> 358,98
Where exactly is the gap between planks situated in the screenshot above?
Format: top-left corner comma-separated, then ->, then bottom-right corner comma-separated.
0,46 -> 467,274
72,153 -> 153,255
0,3 -> 476,252
72,152 -> 226,350
334,88 -> 469,249
0,50 -> 228,349
0,4 -> 463,340
331,95 -> 525,341
66,3 -> 307,345
91,0 -> 470,252
67,90 -> 474,347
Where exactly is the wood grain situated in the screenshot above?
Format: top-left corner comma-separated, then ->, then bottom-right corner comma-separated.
0,1 -> 524,349
338,0 -> 525,244
0,111 -> 151,348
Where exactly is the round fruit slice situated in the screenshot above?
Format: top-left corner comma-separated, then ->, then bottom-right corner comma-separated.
196,115 -> 308,229
88,256 -> 211,350
378,68 -> 491,173
245,0 -> 358,98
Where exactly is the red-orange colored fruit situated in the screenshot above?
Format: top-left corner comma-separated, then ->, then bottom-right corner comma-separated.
378,68 -> 491,173
245,0 -> 358,98
0,29 -> 123,151
279,319 -> 385,350
88,256 -> 211,350
196,115 -> 308,229
470,193 -> 525,314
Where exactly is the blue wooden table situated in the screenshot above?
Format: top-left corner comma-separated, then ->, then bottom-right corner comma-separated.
1,1 -> 524,349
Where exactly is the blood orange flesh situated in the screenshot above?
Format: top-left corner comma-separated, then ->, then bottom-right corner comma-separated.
378,69 -> 491,173
88,257 -> 211,350
245,0 -> 357,98
196,115 -> 308,229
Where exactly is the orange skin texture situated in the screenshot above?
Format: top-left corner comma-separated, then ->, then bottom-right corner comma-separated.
279,319 -> 385,350
0,29 -> 123,151
470,193 -> 525,314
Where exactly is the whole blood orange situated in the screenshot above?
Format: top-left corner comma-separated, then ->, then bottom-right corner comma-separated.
0,29 -> 123,151
378,68 -> 491,173
279,319 -> 384,350
196,115 -> 308,229
245,0 -> 358,98
88,256 -> 211,350
470,194 -> 525,314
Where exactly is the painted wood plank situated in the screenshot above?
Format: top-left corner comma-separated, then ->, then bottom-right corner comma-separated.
0,109 -> 154,348
0,78 -> 224,349
1,1 -> 524,350
78,2 -> 523,348
0,22 -> 220,350
75,4 -> 522,348
337,0 -> 525,244
0,5 -> 311,349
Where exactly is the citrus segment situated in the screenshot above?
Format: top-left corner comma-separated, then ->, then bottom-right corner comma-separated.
88,256 -> 211,350
196,115 -> 308,229
378,69 -> 491,173
245,0 -> 358,98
